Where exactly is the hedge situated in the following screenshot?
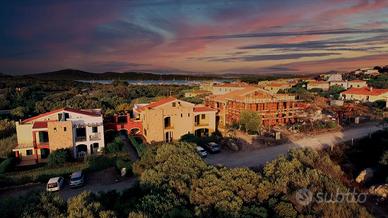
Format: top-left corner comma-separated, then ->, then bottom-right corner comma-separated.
128,136 -> 146,157
0,158 -> 14,174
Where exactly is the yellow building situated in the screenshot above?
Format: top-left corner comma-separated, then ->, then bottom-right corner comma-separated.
307,81 -> 330,91
184,89 -> 212,98
134,97 -> 217,143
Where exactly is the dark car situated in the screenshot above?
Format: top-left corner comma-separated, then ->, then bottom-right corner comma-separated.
205,142 -> 221,153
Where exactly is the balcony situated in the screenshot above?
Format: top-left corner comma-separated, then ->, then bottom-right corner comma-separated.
195,122 -> 209,127
75,136 -> 87,142
89,133 -> 101,141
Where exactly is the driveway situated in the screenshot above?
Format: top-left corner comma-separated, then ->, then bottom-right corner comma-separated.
0,167 -> 137,201
206,123 -> 383,168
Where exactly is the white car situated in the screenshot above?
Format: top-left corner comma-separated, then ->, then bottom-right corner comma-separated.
46,177 -> 64,192
69,171 -> 85,188
196,146 -> 208,158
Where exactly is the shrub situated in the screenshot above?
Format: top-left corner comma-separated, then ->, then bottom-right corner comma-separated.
48,149 -> 71,168
180,134 -> 201,145
87,156 -> 115,172
0,134 -> 17,158
106,137 -> 124,154
115,157 -> 132,176
0,157 -> 14,174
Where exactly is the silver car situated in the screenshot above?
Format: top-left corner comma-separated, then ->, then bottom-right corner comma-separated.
69,171 -> 85,188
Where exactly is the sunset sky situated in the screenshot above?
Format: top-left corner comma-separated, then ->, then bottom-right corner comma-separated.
1,0 -> 388,75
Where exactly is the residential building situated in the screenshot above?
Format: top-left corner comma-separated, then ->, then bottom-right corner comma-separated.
258,81 -> 297,94
340,87 -> 388,105
329,80 -> 367,89
307,81 -> 330,91
324,73 -> 343,82
134,97 -> 217,143
205,87 -> 306,128
354,68 -> 380,76
13,108 -> 105,164
184,89 -> 212,98
211,82 -> 249,95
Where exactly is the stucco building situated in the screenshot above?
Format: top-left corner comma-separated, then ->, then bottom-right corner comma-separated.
340,87 -> 388,105
134,97 -> 217,143
307,81 -> 330,91
13,108 -> 105,164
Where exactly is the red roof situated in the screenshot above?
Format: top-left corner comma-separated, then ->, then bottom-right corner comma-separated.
136,97 -> 177,112
193,106 -> 217,113
22,108 -> 101,123
32,121 -> 48,129
341,87 -> 388,96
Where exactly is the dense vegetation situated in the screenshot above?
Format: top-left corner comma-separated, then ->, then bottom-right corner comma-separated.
0,143 -> 372,217
0,78 -> 189,119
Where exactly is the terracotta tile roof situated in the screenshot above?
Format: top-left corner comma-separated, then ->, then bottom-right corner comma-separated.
22,108 -> 101,123
32,121 -> 48,129
207,86 -> 272,102
309,81 -> 329,85
136,97 -> 177,112
341,87 -> 388,96
193,106 -> 217,113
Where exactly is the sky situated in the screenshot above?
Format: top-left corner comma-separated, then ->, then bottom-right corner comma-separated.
1,0 -> 388,75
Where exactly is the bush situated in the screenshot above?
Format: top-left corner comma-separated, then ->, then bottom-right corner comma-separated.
0,134 -> 17,158
180,134 -> 201,145
87,155 -> 115,172
115,156 -> 132,176
106,137 -> 124,154
48,149 -> 71,168
0,157 -> 14,174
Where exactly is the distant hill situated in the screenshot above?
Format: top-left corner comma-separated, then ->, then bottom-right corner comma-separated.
21,69 -> 219,81
0,73 -> 12,79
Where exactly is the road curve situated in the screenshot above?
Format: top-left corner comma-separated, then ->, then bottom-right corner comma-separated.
206,124 -> 383,168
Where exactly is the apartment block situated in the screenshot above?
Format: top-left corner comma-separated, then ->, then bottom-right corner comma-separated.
134,97 -> 217,143
13,108 -> 105,164
205,87 -> 305,128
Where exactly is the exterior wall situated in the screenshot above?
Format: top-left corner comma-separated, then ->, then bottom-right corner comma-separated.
347,81 -> 367,88
212,86 -> 245,95
16,122 -> 33,147
140,99 -> 216,143
340,93 -> 388,102
329,81 -> 348,89
225,100 -> 301,127
48,121 -> 74,151
307,82 -> 330,91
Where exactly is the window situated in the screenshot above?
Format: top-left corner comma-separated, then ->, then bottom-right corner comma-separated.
181,113 -> 183,117
26,149 -> 33,156
188,113 -> 190,117
144,129 -> 147,136
201,114 -> 205,119
172,102 -> 176,107
164,117 -> 171,128
92,126 -> 98,133
53,127 -> 57,132
64,127 -> 67,132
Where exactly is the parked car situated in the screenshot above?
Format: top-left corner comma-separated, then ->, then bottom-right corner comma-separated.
205,142 -> 221,153
46,177 -> 64,192
196,146 -> 208,158
69,171 -> 85,188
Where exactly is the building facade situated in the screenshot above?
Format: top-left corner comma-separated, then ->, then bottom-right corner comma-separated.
205,87 -> 306,128
340,87 -> 388,105
307,81 -> 330,91
134,97 -> 217,143
13,108 -> 105,164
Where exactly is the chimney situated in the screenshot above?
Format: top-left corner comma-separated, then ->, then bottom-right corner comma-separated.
369,87 -> 373,92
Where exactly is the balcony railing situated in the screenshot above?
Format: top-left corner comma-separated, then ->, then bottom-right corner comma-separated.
75,136 -> 87,142
89,133 -> 101,141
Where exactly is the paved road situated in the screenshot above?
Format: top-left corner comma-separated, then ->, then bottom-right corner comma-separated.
206,124 -> 383,168
0,168 -> 138,200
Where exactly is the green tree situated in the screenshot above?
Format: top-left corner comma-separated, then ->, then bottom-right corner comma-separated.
67,191 -> 116,218
48,149 -> 70,168
240,110 -> 261,134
